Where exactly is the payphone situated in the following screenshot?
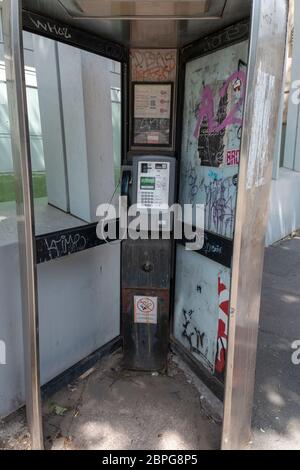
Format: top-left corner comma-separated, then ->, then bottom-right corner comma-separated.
132,156 -> 176,212
4,0 -> 287,451
122,156 -> 176,371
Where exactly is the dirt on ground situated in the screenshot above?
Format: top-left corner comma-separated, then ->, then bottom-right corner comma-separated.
0,352 -> 221,450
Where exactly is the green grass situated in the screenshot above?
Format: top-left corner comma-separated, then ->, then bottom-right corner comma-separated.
0,172 -> 47,203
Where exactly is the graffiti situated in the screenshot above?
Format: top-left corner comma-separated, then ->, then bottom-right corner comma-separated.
202,240 -> 223,256
182,229 -> 233,267
134,118 -> 170,145
194,71 -> 246,137
227,149 -> 240,166
199,21 -> 249,57
36,223 -> 106,264
215,275 -> 230,375
204,177 -> 236,238
182,162 -> 204,204
198,89 -> 227,167
182,309 -> 195,350
208,170 -> 221,181
134,117 -> 170,135
195,328 -> 205,350
28,15 -> 72,39
131,50 -> 177,82
45,234 -> 87,260
194,70 -> 246,167
181,165 -> 238,241
182,309 -> 206,358
237,126 -> 243,140
23,11 -> 127,62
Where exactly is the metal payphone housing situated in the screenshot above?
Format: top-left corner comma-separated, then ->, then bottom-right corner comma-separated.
132,156 -> 176,211
122,156 -> 176,371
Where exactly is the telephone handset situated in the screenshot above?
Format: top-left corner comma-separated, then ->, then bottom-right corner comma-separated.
121,168 -> 132,206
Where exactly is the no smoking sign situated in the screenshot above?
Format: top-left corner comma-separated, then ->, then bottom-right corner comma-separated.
134,296 -> 158,325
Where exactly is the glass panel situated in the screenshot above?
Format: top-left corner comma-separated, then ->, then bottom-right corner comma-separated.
0,4 -> 25,417
174,41 -> 249,381
22,31 -> 122,235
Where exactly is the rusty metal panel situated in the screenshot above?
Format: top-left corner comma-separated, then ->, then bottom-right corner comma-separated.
122,239 -> 172,370
122,288 -> 170,371
122,239 -> 172,289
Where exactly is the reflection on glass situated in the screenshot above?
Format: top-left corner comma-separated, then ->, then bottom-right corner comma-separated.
0,9 -> 18,247
21,32 -> 121,235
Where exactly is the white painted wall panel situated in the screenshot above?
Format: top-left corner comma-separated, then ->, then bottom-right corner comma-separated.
0,241 -> 120,417
266,168 -> 300,245
174,245 -> 231,374
283,0 -> 300,171
38,244 -> 120,384
0,243 -> 24,417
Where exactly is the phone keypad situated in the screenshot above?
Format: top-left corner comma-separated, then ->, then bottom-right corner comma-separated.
141,192 -> 154,207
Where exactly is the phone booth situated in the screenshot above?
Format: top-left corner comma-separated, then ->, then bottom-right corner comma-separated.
1,0 -> 288,450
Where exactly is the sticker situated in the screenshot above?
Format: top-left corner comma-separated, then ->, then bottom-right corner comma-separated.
215,275 -> 229,374
247,66 -> 275,189
134,296 -> 158,324
227,149 -> 240,166
147,132 -> 160,144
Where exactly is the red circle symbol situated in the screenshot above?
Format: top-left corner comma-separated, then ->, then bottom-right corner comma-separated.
137,298 -> 154,313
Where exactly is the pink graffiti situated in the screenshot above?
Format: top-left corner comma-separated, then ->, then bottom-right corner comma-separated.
194,70 -> 247,139
193,85 -> 217,138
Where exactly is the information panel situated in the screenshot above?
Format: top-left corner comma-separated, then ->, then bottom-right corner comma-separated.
132,83 -> 173,146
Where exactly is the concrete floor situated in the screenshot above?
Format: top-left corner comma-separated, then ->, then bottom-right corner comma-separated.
251,234 -> 300,450
0,353 -> 221,450
0,234 -> 299,450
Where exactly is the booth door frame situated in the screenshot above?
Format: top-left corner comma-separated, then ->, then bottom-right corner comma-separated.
221,0 -> 288,449
2,0 -> 130,449
2,0 -> 288,451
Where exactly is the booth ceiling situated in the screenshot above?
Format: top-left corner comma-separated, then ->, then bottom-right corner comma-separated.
23,0 -> 252,47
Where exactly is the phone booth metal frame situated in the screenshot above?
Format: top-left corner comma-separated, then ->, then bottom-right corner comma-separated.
1,0 -> 288,450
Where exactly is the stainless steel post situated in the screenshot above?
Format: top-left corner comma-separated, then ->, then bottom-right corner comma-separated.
222,0 -> 288,450
2,0 -> 43,450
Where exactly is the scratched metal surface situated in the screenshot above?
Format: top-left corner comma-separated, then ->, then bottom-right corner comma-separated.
174,245 -> 230,375
174,40 -> 249,379
22,0 -> 252,48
